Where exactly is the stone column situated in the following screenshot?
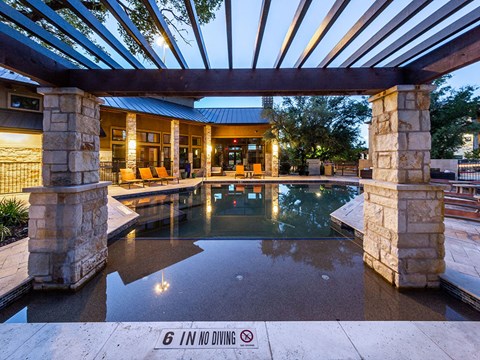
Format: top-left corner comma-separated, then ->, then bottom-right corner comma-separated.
361,85 -> 446,289
171,120 -> 180,178
271,140 -> 279,177
204,125 -> 212,177
126,113 -> 136,171
25,87 -> 109,291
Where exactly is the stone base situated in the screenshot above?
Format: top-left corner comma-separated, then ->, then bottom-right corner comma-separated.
24,182 -> 110,291
361,179 -> 448,289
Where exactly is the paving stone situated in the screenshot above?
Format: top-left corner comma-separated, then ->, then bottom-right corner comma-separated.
0,323 -> 46,359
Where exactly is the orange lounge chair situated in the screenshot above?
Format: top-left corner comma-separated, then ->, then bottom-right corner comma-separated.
155,166 -> 179,184
252,163 -> 264,179
138,167 -> 164,186
235,165 -> 245,178
119,168 -> 144,189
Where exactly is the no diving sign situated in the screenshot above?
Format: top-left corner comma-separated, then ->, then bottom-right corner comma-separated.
155,328 -> 258,349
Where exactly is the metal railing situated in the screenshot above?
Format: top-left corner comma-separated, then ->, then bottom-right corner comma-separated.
458,159 -> 480,181
0,162 -> 41,194
334,162 -> 358,176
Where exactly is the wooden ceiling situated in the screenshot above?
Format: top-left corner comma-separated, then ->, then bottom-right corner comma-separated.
0,0 -> 479,96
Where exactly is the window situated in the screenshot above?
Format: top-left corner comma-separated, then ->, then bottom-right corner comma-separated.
8,93 -> 41,112
192,136 -> 202,146
180,135 -> 189,146
112,129 -> 126,141
193,148 -> 202,169
137,131 -> 160,143
163,133 -> 170,144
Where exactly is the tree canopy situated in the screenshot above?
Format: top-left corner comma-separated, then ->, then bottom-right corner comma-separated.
262,96 -> 370,169
430,76 -> 480,159
7,0 -> 222,63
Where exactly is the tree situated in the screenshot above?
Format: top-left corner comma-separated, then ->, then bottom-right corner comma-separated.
262,96 -> 370,170
430,76 -> 480,159
6,0 -> 222,63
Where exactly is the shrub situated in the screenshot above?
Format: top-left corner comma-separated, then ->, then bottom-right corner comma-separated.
0,198 -> 29,227
0,224 -> 11,242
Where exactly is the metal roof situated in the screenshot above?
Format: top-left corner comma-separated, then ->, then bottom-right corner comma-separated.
101,97 -> 207,123
197,108 -> 269,125
0,68 -> 37,85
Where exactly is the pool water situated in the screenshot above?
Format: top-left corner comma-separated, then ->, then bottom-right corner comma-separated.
1,183 -> 480,323
120,183 -> 360,240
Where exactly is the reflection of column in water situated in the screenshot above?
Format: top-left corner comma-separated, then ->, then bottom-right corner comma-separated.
125,229 -> 136,263
204,184 -> 212,235
272,184 -> 279,221
170,193 -> 179,239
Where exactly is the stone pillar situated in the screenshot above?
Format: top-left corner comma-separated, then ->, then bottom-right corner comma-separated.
171,120 -> 180,178
126,113 -> 136,171
25,87 -> 109,291
204,125 -> 212,177
271,140 -> 279,177
361,85 -> 446,289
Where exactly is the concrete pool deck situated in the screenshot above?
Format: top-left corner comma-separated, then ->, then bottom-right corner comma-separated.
1,321 -> 480,359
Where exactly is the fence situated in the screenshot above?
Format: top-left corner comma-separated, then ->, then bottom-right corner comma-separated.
100,160 -> 171,184
458,159 -> 480,181
334,162 -> 358,176
0,162 -> 41,194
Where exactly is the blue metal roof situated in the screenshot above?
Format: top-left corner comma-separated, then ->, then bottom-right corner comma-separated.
0,68 -> 38,85
101,97 -> 207,123
197,108 -> 269,124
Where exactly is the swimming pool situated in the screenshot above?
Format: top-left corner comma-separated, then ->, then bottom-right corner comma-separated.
1,183 -> 479,322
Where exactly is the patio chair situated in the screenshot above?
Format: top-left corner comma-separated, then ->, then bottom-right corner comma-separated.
235,165 -> 245,178
155,166 -> 179,184
252,163 -> 264,179
119,168 -> 144,189
138,167 -> 164,186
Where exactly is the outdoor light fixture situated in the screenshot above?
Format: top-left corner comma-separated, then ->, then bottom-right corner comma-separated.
128,139 -> 136,150
272,143 -> 279,153
207,205 -> 212,213
273,205 -> 278,214
207,144 -> 212,154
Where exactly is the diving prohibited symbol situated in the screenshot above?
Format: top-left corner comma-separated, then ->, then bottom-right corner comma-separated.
240,330 -> 254,343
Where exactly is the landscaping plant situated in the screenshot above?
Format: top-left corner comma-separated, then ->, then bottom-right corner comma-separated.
0,198 -> 29,244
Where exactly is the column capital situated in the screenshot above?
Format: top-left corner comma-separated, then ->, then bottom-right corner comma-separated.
37,87 -> 104,105
369,84 -> 436,103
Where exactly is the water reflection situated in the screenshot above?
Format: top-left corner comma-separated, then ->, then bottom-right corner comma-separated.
120,183 -> 359,239
2,239 -> 480,323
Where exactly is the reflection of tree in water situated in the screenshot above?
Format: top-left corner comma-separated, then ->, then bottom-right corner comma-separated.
273,185 -> 358,236
261,239 -> 357,271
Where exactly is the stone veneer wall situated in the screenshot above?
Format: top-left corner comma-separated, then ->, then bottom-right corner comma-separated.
171,120 -> 180,178
0,148 -> 42,193
126,113 -> 136,171
26,88 -> 109,291
362,85 -> 446,289
204,125 -> 211,177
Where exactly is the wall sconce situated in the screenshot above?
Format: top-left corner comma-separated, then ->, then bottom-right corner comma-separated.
272,143 -> 279,154
207,205 -> 212,213
207,144 -> 212,154
273,205 -> 278,215
128,139 -> 136,150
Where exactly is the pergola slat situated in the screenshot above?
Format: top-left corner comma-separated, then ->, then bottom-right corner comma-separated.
363,0 -> 473,67
66,0 -> 144,69
252,0 -> 271,69
141,0 -> 188,69
387,8 -> 480,67
274,0 -> 311,69
21,0 -> 122,69
225,0 -> 233,69
407,25 -> 480,83
100,0 -> 165,69
0,23 -> 74,86
341,0 -> 432,68
64,68 -> 408,97
318,0 -> 392,68
295,0 -> 350,69
184,0 -> 210,69
0,1 -> 100,69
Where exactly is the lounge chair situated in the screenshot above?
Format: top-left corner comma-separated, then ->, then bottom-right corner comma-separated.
155,166 -> 179,184
119,168 -> 144,189
235,165 -> 245,178
252,163 -> 265,179
138,167 -> 164,186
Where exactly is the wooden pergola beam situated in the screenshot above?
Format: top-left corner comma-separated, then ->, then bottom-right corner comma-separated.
407,25 -> 480,84
63,68 -> 408,96
252,0 -> 271,69
184,0 -> 210,69
225,0 -> 233,69
274,0 -> 312,69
